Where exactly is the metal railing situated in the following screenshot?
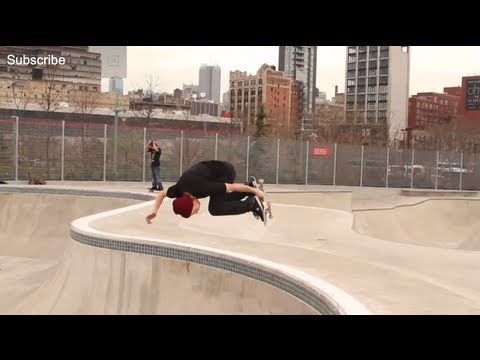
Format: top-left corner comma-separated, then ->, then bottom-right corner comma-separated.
1,117 -> 480,190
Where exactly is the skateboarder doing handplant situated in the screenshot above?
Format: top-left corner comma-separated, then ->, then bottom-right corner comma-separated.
145,160 -> 265,224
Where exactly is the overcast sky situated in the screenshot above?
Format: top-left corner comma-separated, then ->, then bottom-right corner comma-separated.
105,46 -> 480,100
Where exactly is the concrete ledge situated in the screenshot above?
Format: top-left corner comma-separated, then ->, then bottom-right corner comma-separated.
0,185 -> 155,201
401,189 -> 478,198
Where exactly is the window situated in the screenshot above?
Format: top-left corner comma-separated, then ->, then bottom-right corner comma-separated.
358,61 -> 367,70
358,69 -> 367,77
347,62 -> 356,70
378,94 -> 388,101
356,111 -> 365,123
346,112 -> 355,122
347,79 -> 356,87
368,94 -> 376,102
379,85 -> 388,93
368,86 -> 377,93
32,68 -> 43,80
379,76 -> 388,85
348,47 -> 357,54
369,60 -> 377,68
347,70 -> 356,78
417,102 -> 420,108
369,69 -> 377,76
357,86 -> 366,93
368,77 -> 377,86
380,60 -> 388,68
348,55 -> 356,62
357,78 -> 366,86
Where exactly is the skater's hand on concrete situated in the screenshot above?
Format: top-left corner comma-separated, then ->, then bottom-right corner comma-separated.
145,212 -> 157,224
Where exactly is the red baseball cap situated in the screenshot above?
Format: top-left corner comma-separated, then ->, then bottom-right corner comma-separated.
172,194 -> 194,218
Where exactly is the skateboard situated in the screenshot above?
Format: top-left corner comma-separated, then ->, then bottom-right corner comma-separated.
249,176 -> 273,226
148,187 -> 163,193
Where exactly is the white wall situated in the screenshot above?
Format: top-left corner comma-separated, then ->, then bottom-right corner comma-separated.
388,46 -> 410,142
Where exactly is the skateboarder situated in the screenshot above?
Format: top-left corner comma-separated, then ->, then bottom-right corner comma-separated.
145,160 -> 265,223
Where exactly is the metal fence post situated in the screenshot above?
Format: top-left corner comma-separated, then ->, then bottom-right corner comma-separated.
215,133 -> 218,160
246,136 -> 250,182
180,131 -> 184,176
103,124 -> 107,181
385,147 -> 390,188
276,138 -> 280,184
459,152 -> 464,191
13,116 -> 18,181
305,141 -> 309,185
435,150 -> 439,190
360,145 -> 364,187
61,121 -> 65,181
410,149 -> 415,189
143,127 -> 146,182
333,143 -> 337,186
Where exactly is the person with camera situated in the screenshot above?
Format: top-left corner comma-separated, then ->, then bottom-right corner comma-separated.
146,140 -> 163,192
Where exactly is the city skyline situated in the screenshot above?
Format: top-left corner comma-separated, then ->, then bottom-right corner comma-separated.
102,46 -> 480,101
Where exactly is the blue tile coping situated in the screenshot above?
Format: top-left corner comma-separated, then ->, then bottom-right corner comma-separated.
1,185 -> 370,315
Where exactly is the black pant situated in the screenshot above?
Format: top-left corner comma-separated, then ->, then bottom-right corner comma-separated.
207,162 -> 253,216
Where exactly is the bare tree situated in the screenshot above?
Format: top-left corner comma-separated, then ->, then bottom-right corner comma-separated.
36,76 -> 71,178
417,115 -> 480,154
131,74 -> 162,128
71,91 -> 101,174
10,80 -> 29,117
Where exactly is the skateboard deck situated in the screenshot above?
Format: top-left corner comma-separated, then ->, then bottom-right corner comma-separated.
250,176 -> 273,226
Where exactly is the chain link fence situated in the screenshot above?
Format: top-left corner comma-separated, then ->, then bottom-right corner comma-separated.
1,117 -> 480,190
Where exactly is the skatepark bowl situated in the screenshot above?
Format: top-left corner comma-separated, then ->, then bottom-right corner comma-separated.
1,183 -> 480,315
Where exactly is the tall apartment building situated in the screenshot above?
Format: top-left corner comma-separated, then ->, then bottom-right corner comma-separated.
408,90 -> 459,130
345,46 -> 410,141
229,64 -> 301,135
278,46 -> 317,131
199,64 -> 221,103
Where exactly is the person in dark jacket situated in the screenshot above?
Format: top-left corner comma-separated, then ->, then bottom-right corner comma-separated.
145,160 -> 265,223
146,140 -> 163,191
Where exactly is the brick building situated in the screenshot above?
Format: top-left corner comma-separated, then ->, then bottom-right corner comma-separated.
229,64 -> 301,137
408,89 -> 459,130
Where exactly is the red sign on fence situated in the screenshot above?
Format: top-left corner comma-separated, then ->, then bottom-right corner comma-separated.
312,146 -> 331,157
